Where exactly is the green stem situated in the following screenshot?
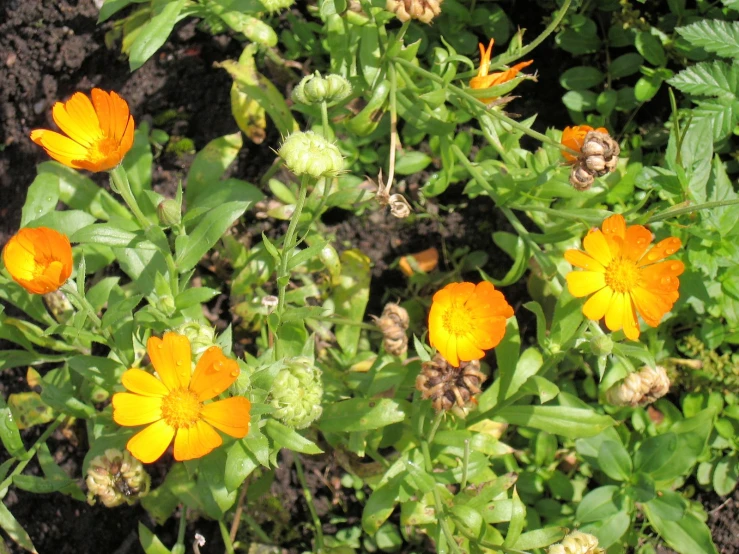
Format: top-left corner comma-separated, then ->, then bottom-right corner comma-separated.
218,520 -> 236,554
432,485 -> 463,554
176,506 -> 187,551
164,251 -> 180,297
320,101 -> 330,139
460,440 -> 470,490
0,415 -> 63,491
110,165 -> 150,228
508,204 -> 605,225
295,455 -> 324,553
646,198 -> 739,224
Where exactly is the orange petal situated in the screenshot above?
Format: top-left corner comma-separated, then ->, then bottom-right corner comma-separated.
189,346 -> 240,402
147,332 -> 192,391
601,214 -> 626,240
126,419 -> 175,463
60,92 -> 102,139
564,249 -> 605,272
630,286 -> 672,327
470,317 -> 507,350
173,420 -> 222,461
428,302 -> 447,353
30,129 -> 89,169
121,368 -> 169,397
52,100 -> 98,147
112,392 -> 163,426
638,237 -> 682,267
582,286 -> 614,321
201,397 -> 251,438
90,88 -> 114,140
583,229 -> 613,267
566,271 -> 606,298
623,225 -> 653,262
469,281 -> 514,318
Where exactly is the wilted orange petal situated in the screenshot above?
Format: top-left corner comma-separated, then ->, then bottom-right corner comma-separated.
126,419 -> 175,463
112,392 -> 163,426
173,420 -> 222,461
201,396 -> 251,438
399,247 -> 439,277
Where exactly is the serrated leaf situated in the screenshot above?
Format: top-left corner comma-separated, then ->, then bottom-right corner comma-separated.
668,60 -> 739,100
678,20 -> 739,59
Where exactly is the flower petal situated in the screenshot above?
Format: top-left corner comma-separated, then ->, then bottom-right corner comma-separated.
604,292 -> 625,332
440,334 -> 460,367
173,420 -> 222,461
564,249 -> 605,273
53,93 -> 102,145
582,286 -> 614,321
566,270 -> 606,297
121,368 -> 169,397
112,392 -> 163,426
630,286 -> 672,327
201,397 -> 251,438
601,214 -> 626,240
583,229 -> 613,267
638,237 -> 682,267
148,332 -> 192,391
29,130 -> 89,169
456,335 -> 485,363
623,224 -> 653,262
469,281 -> 514,318
623,296 -> 640,340
189,346 -> 240,402
126,419 -> 175,463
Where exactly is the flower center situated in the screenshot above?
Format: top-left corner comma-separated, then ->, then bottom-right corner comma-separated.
604,257 -> 640,294
87,137 -> 119,164
442,302 -> 473,337
160,387 -> 201,429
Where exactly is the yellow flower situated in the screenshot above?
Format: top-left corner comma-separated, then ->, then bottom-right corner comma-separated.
565,214 -> 684,340
112,332 -> 251,463
2,227 -> 73,294
30,88 -> 134,172
428,282 -> 514,367
560,125 -> 607,163
470,39 -> 533,103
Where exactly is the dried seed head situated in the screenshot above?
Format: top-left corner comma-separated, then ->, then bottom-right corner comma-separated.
581,140 -> 605,158
416,354 -> 486,412
606,365 -> 671,407
389,193 -> 412,218
570,164 -> 595,191
373,303 -> 410,356
547,531 -> 604,554
386,0 -> 443,24
86,448 -> 150,508
585,155 -> 606,173
584,131 -> 620,160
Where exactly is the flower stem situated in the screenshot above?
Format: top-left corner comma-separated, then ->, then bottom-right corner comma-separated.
646,198 -> 739,224
294,455 -> 324,552
109,165 -> 150,228
0,415 -> 64,492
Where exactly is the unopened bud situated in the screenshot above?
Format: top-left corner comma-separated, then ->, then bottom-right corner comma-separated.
590,335 -> 613,357
175,320 -> 217,357
86,448 -> 150,508
606,365 -> 670,407
547,531 -> 604,554
157,199 -> 181,227
293,72 -> 352,106
156,294 -> 176,316
269,357 -> 323,429
279,131 -> 344,179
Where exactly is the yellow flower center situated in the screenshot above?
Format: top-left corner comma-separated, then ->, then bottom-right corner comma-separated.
87,136 -> 119,165
443,302 -> 472,337
160,387 -> 201,429
604,257 -> 640,294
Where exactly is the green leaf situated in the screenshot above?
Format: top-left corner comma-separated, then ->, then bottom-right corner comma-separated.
634,433 -> 678,475
174,287 -> 220,310
263,419 -> 322,454
319,398 -> 406,433
635,31 -> 667,66
477,317 -> 519,412
677,19 -> 739,59
331,249 -> 371,357
0,502 -> 35,553
609,53 -> 645,79
129,0 -> 186,71
692,98 -> 739,141
562,90 -> 598,112
598,440 -> 632,481
27,210 -> 96,237
668,60 -> 739,100
0,394 -> 25,458
71,224 -> 151,248
642,503 -> 718,554
394,151 -> 433,175
576,485 -> 620,524
98,0 -> 135,23
496,405 -> 615,439
13,475 -> 76,494
363,472 -> 405,535
21,172 -> 59,227
559,66 -> 605,90
185,133 -> 243,206
138,522 -> 172,554
175,201 -> 249,271
634,74 -> 663,102
712,454 -> 739,496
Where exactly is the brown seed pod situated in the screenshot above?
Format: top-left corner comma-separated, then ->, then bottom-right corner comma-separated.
386,0 -> 443,24
374,303 -> 410,356
416,354 -> 487,412
606,365 -> 671,407
569,163 -> 595,191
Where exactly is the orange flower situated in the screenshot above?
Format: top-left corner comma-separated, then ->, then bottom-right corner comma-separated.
30,88 -> 134,172
399,247 -> 439,277
2,227 -> 73,294
428,282 -> 514,367
470,39 -> 533,103
560,125 -> 607,163
565,214 -> 684,341
113,332 -> 251,463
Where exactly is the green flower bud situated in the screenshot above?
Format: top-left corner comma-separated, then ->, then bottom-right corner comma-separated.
156,294 -> 176,316
175,320 -> 217,358
269,357 -> 323,429
86,448 -> 150,508
292,72 -> 352,106
589,335 -> 613,357
157,199 -> 181,227
279,131 -> 344,179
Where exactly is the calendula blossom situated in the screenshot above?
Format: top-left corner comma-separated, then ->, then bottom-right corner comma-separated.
565,214 -> 684,340
470,39 -> 533,103
560,125 -> 607,163
31,88 -> 134,172
112,332 -> 251,463
2,227 -> 73,294
429,281 -> 513,367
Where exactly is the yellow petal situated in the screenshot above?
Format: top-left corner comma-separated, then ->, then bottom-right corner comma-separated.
58,92 -> 102,140
604,292 -> 625,332
30,129 -> 89,169
582,286 -> 614,321
566,271 -> 606,297
623,296 -> 641,340
126,419 -> 175,463
173,420 -> 222,461
52,100 -> 98,147
583,229 -> 613,267
456,336 -> 485,363
564,249 -> 605,272
148,332 -> 192,391
440,334 -> 460,367
112,392 -> 163,426
189,346 -> 240,402
201,397 -> 251,438
121,368 -> 169,397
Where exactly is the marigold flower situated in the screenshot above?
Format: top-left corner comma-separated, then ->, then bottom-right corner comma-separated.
30,88 -> 134,172
560,125 -> 607,163
112,332 -> 251,463
2,227 -> 73,294
429,281 -> 513,367
565,214 -> 684,341
470,39 -> 533,103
